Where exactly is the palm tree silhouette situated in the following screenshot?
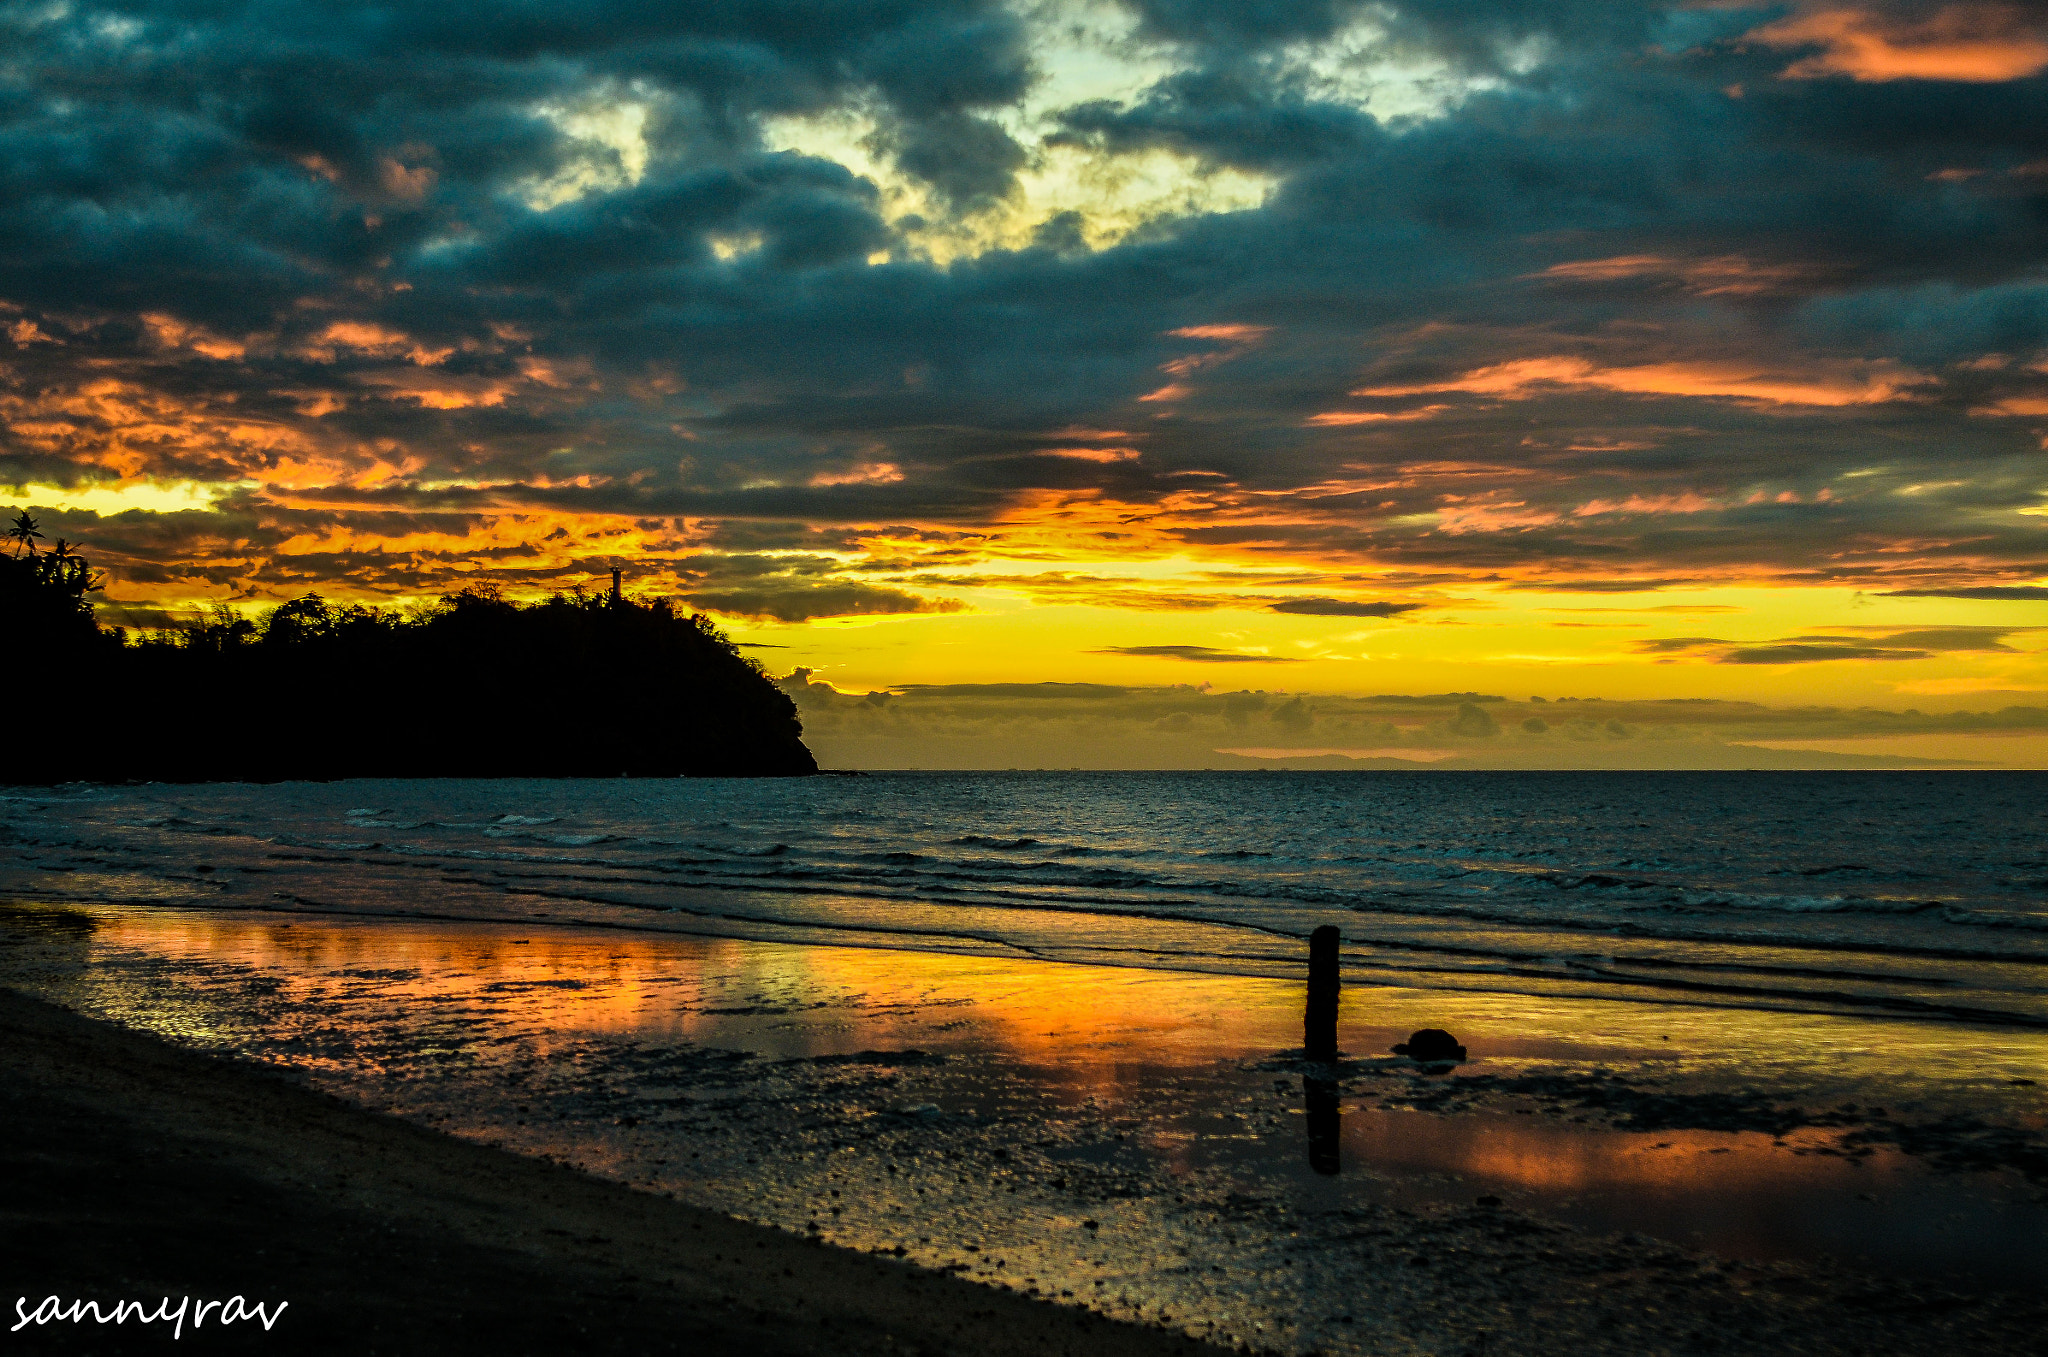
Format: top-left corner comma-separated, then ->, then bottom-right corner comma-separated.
46,539 -> 90,587
7,510 -> 41,558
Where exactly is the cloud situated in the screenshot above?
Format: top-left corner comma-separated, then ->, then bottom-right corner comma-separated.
1124,0 -> 1367,50
1722,642 -> 1937,663
1882,585 -> 2048,599
776,677 -> 2048,768
1448,701 -> 1500,736
1351,355 -> 1926,409
1637,625 -> 2037,664
1302,405 -> 1452,425
686,584 -> 965,623
882,112 -> 1029,209
1091,645 -> 1300,662
2,0 -> 2047,623
1748,4 -> 2048,84
1268,597 -> 1422,617
1529,254 -> 1823,297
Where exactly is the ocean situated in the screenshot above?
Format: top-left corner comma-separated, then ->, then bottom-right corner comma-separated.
4,771 -> 2044,1029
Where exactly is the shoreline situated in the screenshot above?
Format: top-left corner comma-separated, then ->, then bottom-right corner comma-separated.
0,985 -> 1222,1356
6,775 -> 2044,1042
5,900 -> 2048,1353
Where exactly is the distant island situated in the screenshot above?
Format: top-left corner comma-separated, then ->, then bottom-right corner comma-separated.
3,514 -> 816,781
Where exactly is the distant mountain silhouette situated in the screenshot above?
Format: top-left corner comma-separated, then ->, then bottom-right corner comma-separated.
4,543 -> 816,781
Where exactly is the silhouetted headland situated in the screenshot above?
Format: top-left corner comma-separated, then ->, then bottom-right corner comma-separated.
4,528 -> 815,781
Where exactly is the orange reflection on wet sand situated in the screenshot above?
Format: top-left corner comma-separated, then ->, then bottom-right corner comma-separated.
69,904 -> 2048,1099
1348,1110 -> 1884,1198
79,910 -> 1307,1078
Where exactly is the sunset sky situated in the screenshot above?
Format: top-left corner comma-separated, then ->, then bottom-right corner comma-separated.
5,0 -> 2048,766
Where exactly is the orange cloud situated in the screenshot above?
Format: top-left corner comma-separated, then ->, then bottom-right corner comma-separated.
7,318 -> 56,346
1573,492 -> 1718,518
1040,446 -> 1142,462
298,321 -> 453,366
1167,324 -> 1272,342
1750,3 -> 2048,82
1433,495 -> 1562,534
1141,324 -> 1272,397
1356,355 -> 1922,407
354,368 -> 513,408
0,376 -> 314,478
1043,426 -> 1136,441
284,389 -> 348,418
1531,254 -> 1816,296
1971,396 -> 2048,416
142,313 -> 247,361
807,461 -> 905,486
378,156 -> 438,200
515,354 -> 598,389
1304,405 -> 1452,426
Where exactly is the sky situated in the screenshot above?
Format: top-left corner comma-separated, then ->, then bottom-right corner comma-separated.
4,0 -> 2048,767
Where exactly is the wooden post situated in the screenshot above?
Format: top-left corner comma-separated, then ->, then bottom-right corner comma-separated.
1305,924 -> 1339,1061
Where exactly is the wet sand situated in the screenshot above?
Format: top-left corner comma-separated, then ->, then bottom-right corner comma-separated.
0,986 -> 1223,1356
5,901 -> 2047,1354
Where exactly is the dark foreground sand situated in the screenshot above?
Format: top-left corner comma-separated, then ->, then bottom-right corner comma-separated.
0,987 -> 1223,1356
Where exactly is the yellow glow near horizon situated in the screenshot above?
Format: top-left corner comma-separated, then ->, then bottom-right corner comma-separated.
6,480 -> 246,516
39,475 -> 2041,733
720,577 -> 2048,710
1734,732 -> 2048,764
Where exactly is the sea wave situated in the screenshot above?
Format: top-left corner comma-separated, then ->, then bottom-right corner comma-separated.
6,772 -> 2045,1025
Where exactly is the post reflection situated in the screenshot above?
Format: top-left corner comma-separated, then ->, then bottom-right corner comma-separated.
1304,1074 -> 1341,1176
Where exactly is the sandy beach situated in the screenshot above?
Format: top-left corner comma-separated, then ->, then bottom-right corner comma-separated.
1,984 -> 1228,1356
5,897 -> 2046,1355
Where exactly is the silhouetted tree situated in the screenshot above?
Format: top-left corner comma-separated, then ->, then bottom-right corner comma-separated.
43,539 -> 98,596
7,510 -> 42,558
7,575 -> 816,782
182,601 -> 255,652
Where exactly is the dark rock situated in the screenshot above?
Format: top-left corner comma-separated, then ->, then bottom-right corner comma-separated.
1392,1029 -> 1467,1063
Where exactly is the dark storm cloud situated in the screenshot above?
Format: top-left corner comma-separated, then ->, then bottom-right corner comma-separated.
1377,0 -> 1671,69
1053,68 -> 1382,170
4,0 -> 2048,599
1124,0 -> 1369,49
882,112 -> 1029,208
1794,281 -> 2048,364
